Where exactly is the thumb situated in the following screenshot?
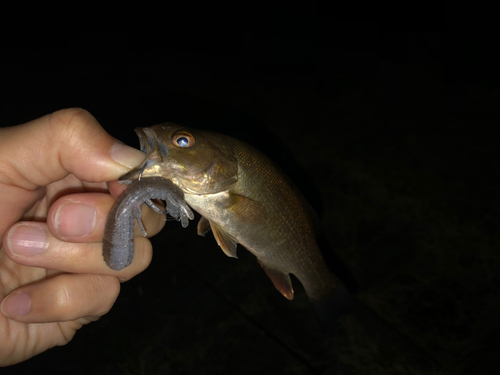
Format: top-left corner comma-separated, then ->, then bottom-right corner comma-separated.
0,108 -> 145,189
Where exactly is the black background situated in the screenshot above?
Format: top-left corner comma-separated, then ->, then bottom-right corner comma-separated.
1,6 -> 499,375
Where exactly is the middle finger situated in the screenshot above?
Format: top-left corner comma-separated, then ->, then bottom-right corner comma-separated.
47,192 -> 166,242
3,222 -> 153,281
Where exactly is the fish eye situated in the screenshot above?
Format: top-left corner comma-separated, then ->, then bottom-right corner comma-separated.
173,133 -> 195,148
177,137 -> 189,147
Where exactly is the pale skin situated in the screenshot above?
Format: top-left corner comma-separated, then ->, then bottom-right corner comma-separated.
0,108 -> 166,366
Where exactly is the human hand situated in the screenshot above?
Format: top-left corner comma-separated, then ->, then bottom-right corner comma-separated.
0,108 -> 166,366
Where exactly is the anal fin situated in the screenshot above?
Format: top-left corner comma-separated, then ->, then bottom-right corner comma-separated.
258,260 -> 294,300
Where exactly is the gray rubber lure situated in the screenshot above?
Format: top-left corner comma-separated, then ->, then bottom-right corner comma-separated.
103,177 -> 194,271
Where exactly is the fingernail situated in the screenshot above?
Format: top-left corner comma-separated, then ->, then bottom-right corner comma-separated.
55,202 -> 96,238
110,141 -> 146,169
1,293 -> 31,317
7,224 -> 48,256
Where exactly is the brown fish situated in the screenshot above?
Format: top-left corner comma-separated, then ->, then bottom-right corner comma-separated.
121,123 -> 353,333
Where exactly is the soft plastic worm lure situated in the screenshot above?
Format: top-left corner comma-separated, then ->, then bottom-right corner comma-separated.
103,177 -> 194,270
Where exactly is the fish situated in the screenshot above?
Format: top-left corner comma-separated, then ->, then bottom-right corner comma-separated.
106,123 -> 353,334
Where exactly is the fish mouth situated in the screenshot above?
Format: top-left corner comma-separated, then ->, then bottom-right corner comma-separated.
137,127 -> 171,161
119,127 -> 171,182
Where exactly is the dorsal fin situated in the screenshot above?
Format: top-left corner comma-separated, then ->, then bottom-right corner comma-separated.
257,260 -> 294,300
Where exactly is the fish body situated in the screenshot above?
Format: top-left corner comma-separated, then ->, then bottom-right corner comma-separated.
119,123 -> 353,332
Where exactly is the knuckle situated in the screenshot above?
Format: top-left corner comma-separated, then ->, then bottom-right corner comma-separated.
49,108 -> 101,147
92,275 -> 120,315
54,280 -> 73,310
49,107 -> 90,131
55,274 -> 120,318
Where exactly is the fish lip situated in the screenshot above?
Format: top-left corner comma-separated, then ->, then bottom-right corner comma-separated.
119,127 -> 172,182
135,127 -> 154,156
137,128 -> 148,154
118,128 -> 152,182
135,127 -> 169,161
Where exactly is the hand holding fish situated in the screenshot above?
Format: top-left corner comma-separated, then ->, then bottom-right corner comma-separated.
0,108 -> 157,366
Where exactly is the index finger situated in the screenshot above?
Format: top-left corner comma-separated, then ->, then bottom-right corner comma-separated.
0,108 -> 146,189
0,108 -> 146,241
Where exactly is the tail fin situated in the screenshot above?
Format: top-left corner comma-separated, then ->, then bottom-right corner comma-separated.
309,279 -> 355,336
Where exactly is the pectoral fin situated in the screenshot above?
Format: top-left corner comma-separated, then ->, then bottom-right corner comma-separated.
228,194 -> 265,224
201,219 -> 238,258
258,260 -> 294,300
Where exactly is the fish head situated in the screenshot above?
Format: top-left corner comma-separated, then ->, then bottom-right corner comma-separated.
120,123 -> 238,194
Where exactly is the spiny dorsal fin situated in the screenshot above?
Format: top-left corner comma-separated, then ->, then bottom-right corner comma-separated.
197,216 -> 211,237
208,221 -> 238,258
257,260 -> 294,300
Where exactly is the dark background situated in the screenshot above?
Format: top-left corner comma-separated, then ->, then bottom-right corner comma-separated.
1,8 -> 499,375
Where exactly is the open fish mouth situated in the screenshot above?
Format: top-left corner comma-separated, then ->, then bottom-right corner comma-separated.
119,127 -> 170,182
137,127 -> 169,161
136,127 -> 154,156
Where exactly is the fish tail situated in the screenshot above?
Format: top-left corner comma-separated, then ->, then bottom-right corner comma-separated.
308,279 -> 355,336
